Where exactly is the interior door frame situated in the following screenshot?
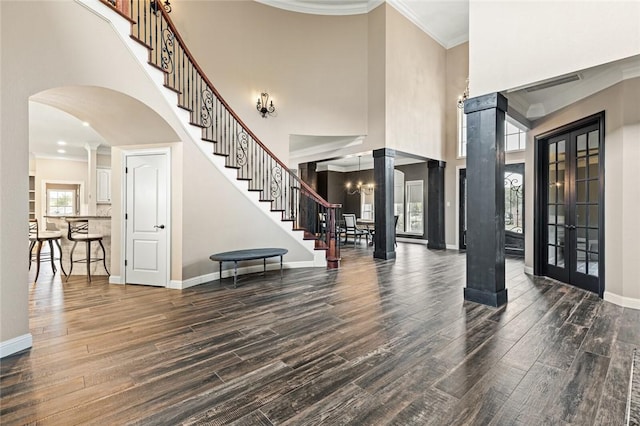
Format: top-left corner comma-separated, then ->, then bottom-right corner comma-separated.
534,111 -> 605,296
121,147 -> 171,287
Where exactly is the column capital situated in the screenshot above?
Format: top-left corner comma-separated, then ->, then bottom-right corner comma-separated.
464,92 -> 508,114
373,148 -> 396,158
427,160 -> 446,169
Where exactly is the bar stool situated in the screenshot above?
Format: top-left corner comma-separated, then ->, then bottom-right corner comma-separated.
29,219 -> 66,282
66,218 -> 110,282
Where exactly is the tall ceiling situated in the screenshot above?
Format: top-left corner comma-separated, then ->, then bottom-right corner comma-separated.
256,0 -> 470,48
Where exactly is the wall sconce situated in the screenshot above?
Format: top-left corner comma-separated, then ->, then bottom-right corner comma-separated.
151,0 -> 171,14
256,92 -> 276,118
457,78 -> 469,109
345,156 -> 374,195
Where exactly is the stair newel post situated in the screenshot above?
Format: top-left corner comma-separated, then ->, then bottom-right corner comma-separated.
326,206 -> 340,269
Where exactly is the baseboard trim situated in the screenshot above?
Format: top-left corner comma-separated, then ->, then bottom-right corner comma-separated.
396,237 -> 429,245
524,266 -> 534,275
446,244 -> 458,250
0,334 -> 33,359
109,275 -> 125,284
604,291 -> 640,310
168,260 -> 321,290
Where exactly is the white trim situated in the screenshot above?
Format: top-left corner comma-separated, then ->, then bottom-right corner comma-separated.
108,275 -> 125,284
446,244 -> 458,250
255,0 -> 383,16
604,292 -> 640,310
524,266 -> 534,275
0,334 -> 33,359
122,148 -> 172,288
168,261 -> 319,290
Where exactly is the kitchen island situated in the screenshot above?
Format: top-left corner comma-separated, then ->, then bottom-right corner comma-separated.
44,216 -> 111,277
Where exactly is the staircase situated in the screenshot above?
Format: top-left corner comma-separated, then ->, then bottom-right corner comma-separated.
103,0 -> 341,268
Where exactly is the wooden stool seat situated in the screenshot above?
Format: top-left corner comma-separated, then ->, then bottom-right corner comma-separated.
66,218 -> 110,282
29,219 -> 66,282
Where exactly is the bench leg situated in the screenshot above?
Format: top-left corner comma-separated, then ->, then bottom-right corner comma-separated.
219,261 -> 222,283
263,258 -> 266,275
234,261 -> 238,288
280,255 -> 283,280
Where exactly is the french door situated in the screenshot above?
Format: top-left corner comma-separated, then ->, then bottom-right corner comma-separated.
538,114 -> 604,295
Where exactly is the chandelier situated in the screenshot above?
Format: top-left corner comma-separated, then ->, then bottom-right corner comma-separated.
457,78 -> 469,109
345,156 -> 374,195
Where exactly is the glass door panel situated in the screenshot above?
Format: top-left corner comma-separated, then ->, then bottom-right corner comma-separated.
541,121 -> 602,294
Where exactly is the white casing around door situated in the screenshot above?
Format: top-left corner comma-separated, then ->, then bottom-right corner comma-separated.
125,153 -> 169,286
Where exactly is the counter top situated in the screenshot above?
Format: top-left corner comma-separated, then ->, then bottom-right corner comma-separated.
44,215 -> 111,219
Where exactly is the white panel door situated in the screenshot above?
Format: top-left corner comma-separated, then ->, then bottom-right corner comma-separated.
125,154 -> 168,286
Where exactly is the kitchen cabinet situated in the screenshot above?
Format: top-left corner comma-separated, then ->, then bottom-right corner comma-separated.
97,168 -> 111,203
29,175 -> 35,219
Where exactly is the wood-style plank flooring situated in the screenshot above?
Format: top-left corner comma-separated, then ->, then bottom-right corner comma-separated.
1,243 -> 638,425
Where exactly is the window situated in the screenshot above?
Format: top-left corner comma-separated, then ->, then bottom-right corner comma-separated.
458,107 -> 468,158
361,191 -> 374,220
458,112 -> 527,158
46,184 -> 79,216
394,170 -> 405,232
405,180 -> 424,234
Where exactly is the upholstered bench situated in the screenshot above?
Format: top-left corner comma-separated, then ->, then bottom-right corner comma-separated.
209,248 -> 288,287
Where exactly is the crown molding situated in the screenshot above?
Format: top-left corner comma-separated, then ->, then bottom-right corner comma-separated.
255,0 -> 383,16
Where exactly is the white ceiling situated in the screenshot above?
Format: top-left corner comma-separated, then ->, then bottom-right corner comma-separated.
29,101 -> 109,161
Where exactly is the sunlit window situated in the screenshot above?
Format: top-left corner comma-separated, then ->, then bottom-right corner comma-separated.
47,190 -> 76,216
405,180 -> 423,234
458,113 -> 527,158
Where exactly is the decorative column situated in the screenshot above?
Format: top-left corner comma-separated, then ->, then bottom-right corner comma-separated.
85,142 -> 100,216
373,148 -> 396,260
464,93 -> 508,307
427,160 -> 446,249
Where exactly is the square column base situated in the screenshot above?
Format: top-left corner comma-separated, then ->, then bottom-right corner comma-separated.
463,287 -> 508,307
374,250 -> 396,260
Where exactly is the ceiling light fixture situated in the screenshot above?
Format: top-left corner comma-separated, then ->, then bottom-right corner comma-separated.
82,122 -> 90,127
57,149 -> 66,154
345,156 -> 374,195
57,141 -> 67,146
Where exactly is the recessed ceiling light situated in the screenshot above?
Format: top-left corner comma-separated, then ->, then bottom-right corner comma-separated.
82,122 -> 90,127
57,140 -> 67,146
57,149 -> 66,154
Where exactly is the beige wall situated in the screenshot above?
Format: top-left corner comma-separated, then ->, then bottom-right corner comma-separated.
171,1 -> 369,162
525,78 -> 640,303
469,0 -> 640,96
385,5 -> 447,160
366,4 -> 386,150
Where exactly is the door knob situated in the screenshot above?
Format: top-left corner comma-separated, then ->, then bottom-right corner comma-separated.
154,225 -> 165,229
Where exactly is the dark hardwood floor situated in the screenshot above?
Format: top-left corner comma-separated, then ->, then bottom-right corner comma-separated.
1,243 -> 638,425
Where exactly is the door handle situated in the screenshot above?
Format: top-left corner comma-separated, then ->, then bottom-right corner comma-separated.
564,224 -> 576,230
154,225 -> 165,229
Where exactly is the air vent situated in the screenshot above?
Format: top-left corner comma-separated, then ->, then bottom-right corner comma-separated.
524,74 -> 582,92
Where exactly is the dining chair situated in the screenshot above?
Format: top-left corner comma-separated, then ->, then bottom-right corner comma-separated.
342,213 -> 369,247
